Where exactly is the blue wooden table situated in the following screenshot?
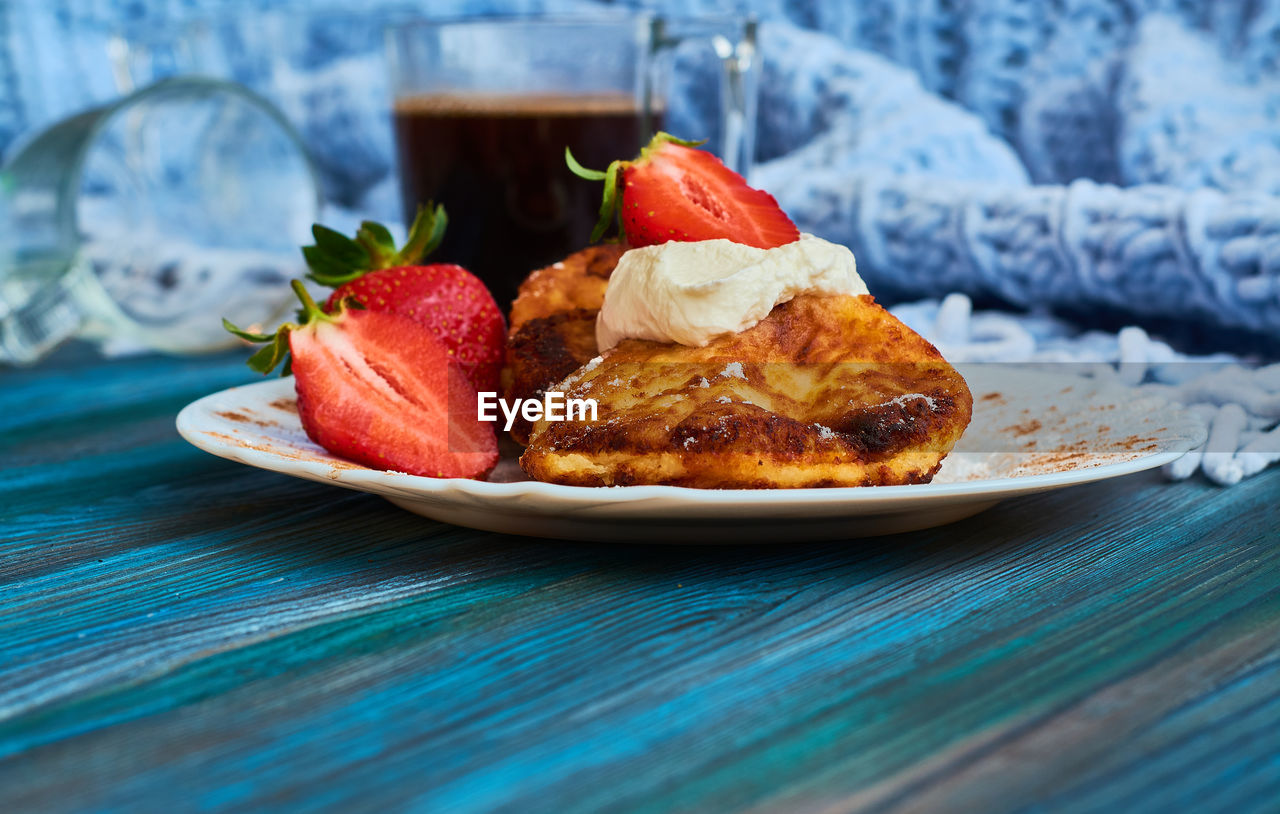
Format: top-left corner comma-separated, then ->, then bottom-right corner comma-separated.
2,347 -> 1278,813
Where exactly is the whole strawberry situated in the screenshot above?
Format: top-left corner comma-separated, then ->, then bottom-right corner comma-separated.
567,132 -> 800,249
302,205 -> 505,393
224,281 -> 498,479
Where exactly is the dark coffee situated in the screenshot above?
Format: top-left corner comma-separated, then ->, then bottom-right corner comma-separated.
393,93 -> 656,309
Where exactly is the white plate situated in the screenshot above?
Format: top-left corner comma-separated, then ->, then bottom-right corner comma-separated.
176,366 -> 1206,542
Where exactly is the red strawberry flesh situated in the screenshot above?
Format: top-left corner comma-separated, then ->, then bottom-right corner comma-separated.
621,142 -> 799,249
324,264 -> 505,394
290,309 -> 497,479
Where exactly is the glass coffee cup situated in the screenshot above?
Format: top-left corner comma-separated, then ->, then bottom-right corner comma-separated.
386,15 -> 759,308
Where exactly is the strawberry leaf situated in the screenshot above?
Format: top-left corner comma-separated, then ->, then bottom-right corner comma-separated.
304,204 -> 447,289
221,318 -> 274,343
355,221 -> 397,268
302,246 -> 362,286
311,225 -> 369,268
396,203 -> 447,266
565,147 -> 608,180
590,160 -> 624,243
246,331 -> 291,376
568,150 -> 626,242
642,132 -> 707,157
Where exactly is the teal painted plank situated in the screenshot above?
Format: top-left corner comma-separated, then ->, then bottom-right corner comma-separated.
0,347 -> 257,438
1,473 -> 1276,812
0,350 -> 1277,814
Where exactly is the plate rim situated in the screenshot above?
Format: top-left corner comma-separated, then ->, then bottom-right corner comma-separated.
176,375 -> 1205,510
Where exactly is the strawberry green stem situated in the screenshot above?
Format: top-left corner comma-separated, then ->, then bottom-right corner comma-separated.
224,280 -> 342,376
291,279 -> 329,324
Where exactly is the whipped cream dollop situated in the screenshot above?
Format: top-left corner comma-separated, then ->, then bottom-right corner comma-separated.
595,234 -> 867,351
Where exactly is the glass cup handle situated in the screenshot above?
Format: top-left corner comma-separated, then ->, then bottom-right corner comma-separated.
649,17 -> 760,178
0,257 -> 91,365
0,131 -> 91,365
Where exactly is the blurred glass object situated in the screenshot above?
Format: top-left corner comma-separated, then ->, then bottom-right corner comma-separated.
0,77 -> 320,364
386,14 -> 758,305
185,11 -> 402,213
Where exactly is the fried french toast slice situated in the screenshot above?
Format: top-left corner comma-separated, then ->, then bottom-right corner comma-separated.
520,293 -> 973,488
501,244 -> 626,444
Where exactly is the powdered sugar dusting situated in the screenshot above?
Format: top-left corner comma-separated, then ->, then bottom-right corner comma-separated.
559,355 -> 605,390
876,393 -> 938,410
719,362 -> 746,380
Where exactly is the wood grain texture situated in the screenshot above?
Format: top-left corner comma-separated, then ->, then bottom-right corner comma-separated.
1,346 -> 1277,813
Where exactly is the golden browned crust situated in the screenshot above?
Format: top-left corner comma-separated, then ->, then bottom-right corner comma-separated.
502,244 -> 626,444
507,243 -> 626,330
520,294 -> 973,488
502,309 -> 599,444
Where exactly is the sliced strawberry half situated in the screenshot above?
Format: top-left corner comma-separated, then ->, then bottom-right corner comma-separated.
302,205 -> 505,394
224,281 -> 498,479
568,132 -> 799,249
